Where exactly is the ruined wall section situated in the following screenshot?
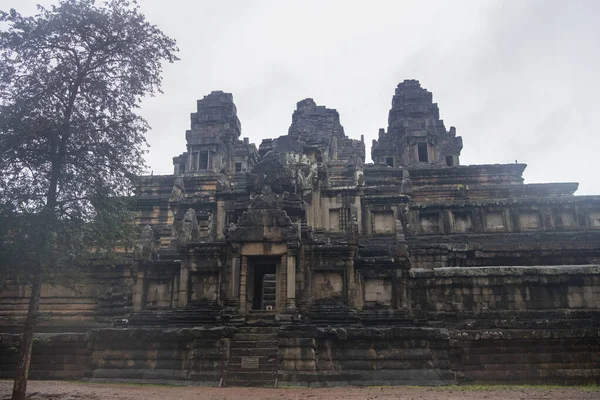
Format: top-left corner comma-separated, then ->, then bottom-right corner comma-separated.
255,98 -> 366,238
372,80 -> 462,168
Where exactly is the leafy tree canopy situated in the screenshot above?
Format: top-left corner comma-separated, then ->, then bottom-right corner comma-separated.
0,0 -> 179,284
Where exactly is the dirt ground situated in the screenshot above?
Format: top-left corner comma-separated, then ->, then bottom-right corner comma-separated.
0,381 -> 598,400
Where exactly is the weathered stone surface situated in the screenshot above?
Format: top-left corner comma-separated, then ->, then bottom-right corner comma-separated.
2,80 -> 600,387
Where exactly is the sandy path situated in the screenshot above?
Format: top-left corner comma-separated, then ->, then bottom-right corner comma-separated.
0,380 -> 598,400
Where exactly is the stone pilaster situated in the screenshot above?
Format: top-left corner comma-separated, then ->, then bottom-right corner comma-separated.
286,255 -> 297,310
231,255 -> 240,301
132,263 -> 145,312
178,259 -> 190,308
239,256 -> 248,314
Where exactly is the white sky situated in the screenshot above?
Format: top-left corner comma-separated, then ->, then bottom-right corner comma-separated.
3,0 -> 600,194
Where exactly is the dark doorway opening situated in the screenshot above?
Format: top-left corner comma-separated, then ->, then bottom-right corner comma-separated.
199,151 -> 209,170
446,155 -> 454,166
251,263 -> 277,310
418,143 -> 429,163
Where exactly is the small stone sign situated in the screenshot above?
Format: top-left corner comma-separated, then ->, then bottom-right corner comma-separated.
241,356 -> 259,369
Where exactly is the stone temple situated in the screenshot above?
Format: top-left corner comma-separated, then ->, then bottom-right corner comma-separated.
1,80 -> 599,386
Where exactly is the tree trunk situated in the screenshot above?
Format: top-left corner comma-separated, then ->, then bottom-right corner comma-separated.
11,272 -> 42,400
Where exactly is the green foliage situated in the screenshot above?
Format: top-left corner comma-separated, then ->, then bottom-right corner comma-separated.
0,0 -> 178,285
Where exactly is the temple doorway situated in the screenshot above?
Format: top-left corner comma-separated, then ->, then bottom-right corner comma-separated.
247,259 -> 278,311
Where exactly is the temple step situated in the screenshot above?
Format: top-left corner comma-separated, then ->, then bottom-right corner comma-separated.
225,326 -> 279,387
116,300 -> 223,327
262,273 -> 277,310
308,300 -> 361,325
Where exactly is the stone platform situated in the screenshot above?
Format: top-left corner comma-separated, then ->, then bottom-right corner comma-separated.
1,323 -> 599,387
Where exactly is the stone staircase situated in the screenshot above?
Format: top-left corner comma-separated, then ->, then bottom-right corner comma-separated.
225,326 -> 279,387
262,273 -> 277,310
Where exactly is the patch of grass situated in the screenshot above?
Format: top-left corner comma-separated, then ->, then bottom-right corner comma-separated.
400,384 -> 599,392
581,384 -> 599,392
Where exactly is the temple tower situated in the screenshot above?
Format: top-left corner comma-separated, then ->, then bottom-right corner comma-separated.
172,91 -> 256,175
371,80 -> 462,168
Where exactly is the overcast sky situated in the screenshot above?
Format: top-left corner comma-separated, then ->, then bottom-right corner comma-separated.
3,0 -> 600,194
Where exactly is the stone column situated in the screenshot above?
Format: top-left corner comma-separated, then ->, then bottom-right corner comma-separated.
286,255 -> 297,310
178,260 -> 190,308
231,256 -> 240,302
395,269 -> 409,310
171,274 -> 180,309
345,258 -> 358,308
216,200 -> 226,240
132,263 -> 145,312
239,256 -> 248,314
278,255 -> 287,311
442,209 -> 453,234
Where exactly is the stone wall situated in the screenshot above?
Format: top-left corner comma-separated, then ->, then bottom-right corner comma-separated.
88,327 -> 231,385
277,325 -> 600,386
0,333 -> 89,380
1,324 -> 598,386
450,329 -> 600,385
409,265 -> 600,318
0,267 -> 132,333
308,327 -> 455,387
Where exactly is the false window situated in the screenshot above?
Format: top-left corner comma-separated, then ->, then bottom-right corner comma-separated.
419,212 -> 440,234
418,143 -> 429,163
372,210 -> 395,234
453,211 -> 473,233
329,208 -> 350,232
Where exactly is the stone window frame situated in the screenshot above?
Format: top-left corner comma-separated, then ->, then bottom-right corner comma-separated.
452,210 -> 474,233
418,211 -> 441,235
362,276 -> 394,307
225,211 -> 237,227
189,150 -> 210,171
588,209 -> 600,230
517,210 -> 542,232
189,271 -> 220,303
329,207 -> 351,232
484,209 -> 508,233
198,150 -> 210,170
370,209 -> 396,235
310,265 -> 349,305
553,208 -> 577,231
190,152 -> 199,171
417,143 -> 429,163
